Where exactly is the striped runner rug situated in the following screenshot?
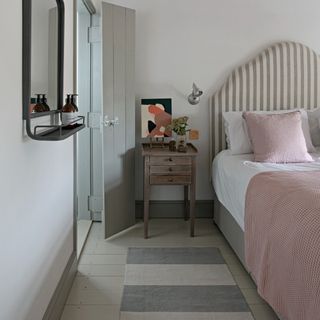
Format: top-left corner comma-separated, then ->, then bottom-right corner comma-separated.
120,247 -> 254,320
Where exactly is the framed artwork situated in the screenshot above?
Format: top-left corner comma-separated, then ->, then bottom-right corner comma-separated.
141,98 -> 172,138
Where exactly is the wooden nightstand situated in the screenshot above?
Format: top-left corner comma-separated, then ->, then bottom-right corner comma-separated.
142,143 -> 198,238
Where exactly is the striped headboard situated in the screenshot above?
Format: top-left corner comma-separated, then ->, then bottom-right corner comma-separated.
210,41 -> 320,159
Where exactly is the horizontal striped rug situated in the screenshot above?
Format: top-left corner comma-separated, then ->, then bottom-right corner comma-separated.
120,247 -> 254,320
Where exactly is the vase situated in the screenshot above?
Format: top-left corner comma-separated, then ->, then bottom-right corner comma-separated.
176,134 -> 187,152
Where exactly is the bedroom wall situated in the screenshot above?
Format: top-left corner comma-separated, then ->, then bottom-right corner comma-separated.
92,0 -> 320,201
0,0 -> 75,319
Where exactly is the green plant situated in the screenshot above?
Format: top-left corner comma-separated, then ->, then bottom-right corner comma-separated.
168,116 -> 190,136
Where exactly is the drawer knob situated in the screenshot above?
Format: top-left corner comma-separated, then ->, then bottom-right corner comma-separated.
168,158 -> 173,162
169,178 -> 173,182
169,167 -> 173,172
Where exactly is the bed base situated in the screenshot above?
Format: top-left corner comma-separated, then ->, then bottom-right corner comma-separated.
213,194 -> 246,266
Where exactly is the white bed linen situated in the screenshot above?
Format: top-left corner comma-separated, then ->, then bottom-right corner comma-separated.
212,149 -> 320,230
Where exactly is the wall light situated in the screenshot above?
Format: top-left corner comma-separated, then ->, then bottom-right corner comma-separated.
188,83 -> 203,105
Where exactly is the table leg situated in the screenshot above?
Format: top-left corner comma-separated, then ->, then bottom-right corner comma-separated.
144,198 -> 149,239
184,185 -> 189,221
190,159 -> 196,237
144,159 -> 150,239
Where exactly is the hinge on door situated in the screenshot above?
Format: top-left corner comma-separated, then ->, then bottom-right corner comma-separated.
88,112 -> 102,129
88,196 -> 103,212
88,26 -> 101,43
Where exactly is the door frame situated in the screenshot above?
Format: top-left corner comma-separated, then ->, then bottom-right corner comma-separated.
74,0 -> 97,258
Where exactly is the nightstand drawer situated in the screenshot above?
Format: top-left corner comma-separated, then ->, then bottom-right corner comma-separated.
150,175 -> 192,185
149,156 -> 191,166
150,165 -> 191,175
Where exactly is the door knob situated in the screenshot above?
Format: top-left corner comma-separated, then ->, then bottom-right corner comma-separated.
104,116 -> 119,127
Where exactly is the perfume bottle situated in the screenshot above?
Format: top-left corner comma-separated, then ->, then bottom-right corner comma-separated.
61,94 -> 77,127
33,94 -> 46,112
41,94 -> 50,111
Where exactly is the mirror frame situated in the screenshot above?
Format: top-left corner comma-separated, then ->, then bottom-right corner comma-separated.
22,0 -> 65,121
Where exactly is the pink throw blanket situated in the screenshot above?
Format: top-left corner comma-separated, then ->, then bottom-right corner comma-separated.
245,171 -> 320,320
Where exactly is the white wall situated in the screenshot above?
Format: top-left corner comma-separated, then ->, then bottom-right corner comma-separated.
0,0 -> 75,319
92,0 -> 320,201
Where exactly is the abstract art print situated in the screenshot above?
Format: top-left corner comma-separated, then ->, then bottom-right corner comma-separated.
141,98 -> 172,138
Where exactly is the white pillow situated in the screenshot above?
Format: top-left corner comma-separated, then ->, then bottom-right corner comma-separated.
307,108 -> 320,147
223,112 -> 251,154
223,109 -> 315,155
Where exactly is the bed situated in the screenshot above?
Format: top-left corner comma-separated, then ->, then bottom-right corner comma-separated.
210,41 -> 320,319
212,149 -> 320,264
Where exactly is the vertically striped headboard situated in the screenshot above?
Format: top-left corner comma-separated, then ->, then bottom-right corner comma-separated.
210,41 -> 320,159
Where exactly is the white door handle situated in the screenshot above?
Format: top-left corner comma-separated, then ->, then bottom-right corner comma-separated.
104,116 -> 119,127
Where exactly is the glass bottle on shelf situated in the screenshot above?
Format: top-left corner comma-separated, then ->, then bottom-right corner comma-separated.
61,94 -> 77,127
33,94 -> 46,112
41,94 -> 50,111
70,94 -> 79,112
29,97 -> 36,113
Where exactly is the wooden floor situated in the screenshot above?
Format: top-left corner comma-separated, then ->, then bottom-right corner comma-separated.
61,219 -> 279,320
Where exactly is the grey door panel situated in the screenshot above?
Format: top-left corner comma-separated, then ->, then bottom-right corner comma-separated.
102,2 -> 136,237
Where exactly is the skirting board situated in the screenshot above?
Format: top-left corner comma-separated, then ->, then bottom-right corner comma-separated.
42,251 -> 77,320
135,200 -> 214,219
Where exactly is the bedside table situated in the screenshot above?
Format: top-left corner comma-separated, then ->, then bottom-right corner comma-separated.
142,143 -> 198,238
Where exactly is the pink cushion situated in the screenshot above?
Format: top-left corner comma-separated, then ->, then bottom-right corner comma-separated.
243,111 -> 313,163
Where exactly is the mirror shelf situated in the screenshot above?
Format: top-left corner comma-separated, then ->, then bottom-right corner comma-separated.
32,116 -> 85,141
34,124 -> 86,141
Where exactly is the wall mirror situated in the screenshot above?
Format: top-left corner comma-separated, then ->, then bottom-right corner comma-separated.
23,0 -> 64,120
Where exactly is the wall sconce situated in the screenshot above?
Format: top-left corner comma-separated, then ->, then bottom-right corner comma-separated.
188,83 -> 203,105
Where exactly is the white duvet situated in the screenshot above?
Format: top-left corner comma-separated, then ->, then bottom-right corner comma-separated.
212,149 -> 320,230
